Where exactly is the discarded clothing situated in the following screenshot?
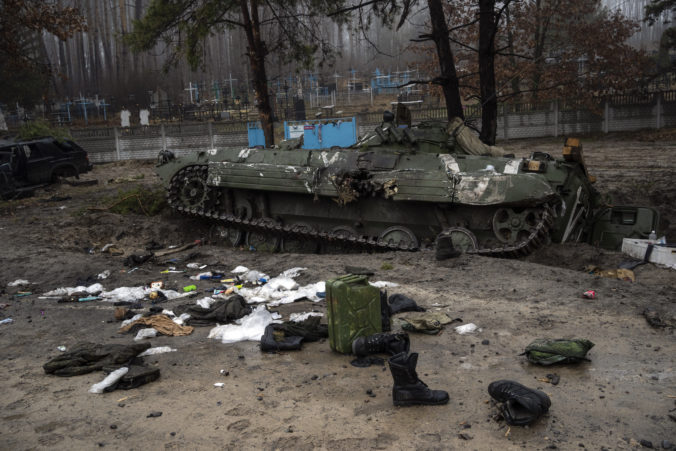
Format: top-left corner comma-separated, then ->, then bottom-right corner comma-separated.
174,295 -> 251,327
43,342 -> 151,376
208,305 -> 278,344
585,265 -> 635,282
118,314 -> 194,336
102,365 -> 160,390
259,316 -> 328,352
521,338 -> 595,365
395,312 -> 460,334
124,253 -> 153,267
260,326 -> 304,351
388,294 -> 426,315
488,380 -> 551,426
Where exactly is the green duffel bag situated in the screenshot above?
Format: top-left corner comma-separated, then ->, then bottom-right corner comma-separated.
521,338 -> 595,365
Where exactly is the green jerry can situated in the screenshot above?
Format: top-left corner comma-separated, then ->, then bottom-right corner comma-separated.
326,275 -> 382,354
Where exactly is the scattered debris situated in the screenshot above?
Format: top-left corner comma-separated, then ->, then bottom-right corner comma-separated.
369,281 -> 399,288
137,347 -> 176,357
538,374 -> 560,385
89,367 -> 129,394
8,279 -> 30,287
488,380 -> 551,426
455,323 -> 480,335
119,315 -> 194,337
643,308 -> 673,329
521,338 -> 595,365
585,265 -> 635,282
134,328 -> 158,341
44,342 -> 151,376
208,305 -> 280,344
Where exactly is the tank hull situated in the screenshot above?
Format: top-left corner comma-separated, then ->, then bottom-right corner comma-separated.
154,121 -> 612,256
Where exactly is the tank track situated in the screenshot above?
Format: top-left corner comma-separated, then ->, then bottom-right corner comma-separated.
167,165 -> 554,258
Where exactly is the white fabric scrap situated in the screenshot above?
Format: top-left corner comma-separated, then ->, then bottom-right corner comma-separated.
208,305 -> 280,344
243,270 -> 268,282
8,279 -> 30,287
231,266 -> 249,274
138,346 -> 177,357
369,281 -> 399,288
172,313 -> 191,326
134,328 -> 158,341
267,276 -> 298,291
89,367 -> 129,394
196,297 -> 216,309
99,286 -> 181,303
121,314 -> 143,328
455,323 -> 480,335
238,281 -> 325,306
44,283 -> 104,296
279,267 -> 307,278
268,281 -> 325,306
289,312 -> 323,322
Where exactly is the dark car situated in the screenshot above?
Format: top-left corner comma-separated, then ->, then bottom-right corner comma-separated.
0,137 -> 92,198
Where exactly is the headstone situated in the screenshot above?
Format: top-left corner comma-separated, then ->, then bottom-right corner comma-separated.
120,109 -> 131,128
0,108 -> 7,131
139,109 -> 150,126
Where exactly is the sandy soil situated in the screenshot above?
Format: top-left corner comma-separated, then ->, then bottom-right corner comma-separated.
0,131 -> 675,450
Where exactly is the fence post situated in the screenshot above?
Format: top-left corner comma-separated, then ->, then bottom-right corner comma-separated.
208,121 -> 214,148
553,100 -> 559,138
161,124 -> 166,151
603,100 -> 609,134
656,93 -> 662,129
502,104 -> 508,140
114,127 -> 121,161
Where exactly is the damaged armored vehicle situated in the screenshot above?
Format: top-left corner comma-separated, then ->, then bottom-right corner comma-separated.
0,136 -> 92,199
155,110 -> 658,256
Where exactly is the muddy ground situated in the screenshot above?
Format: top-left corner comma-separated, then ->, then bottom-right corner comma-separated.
0,131 -> 675,450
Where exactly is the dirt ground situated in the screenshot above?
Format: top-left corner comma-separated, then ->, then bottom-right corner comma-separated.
0,131 -> 675,450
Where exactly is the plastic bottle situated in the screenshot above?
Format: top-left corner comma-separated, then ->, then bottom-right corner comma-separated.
649,230 -> 657,241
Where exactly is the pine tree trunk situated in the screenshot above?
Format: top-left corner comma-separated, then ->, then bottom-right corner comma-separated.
479,0 -> 498,145
427,0 -> 464,120
240,0 -> 274,146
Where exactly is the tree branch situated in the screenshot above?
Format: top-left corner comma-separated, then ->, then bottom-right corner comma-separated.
447,35 -> 478,53
327,0 -> 383,17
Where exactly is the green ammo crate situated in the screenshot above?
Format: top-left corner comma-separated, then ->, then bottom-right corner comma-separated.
326,274 -> 382,354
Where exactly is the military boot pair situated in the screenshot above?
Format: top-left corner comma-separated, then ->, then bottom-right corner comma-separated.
352,332 -> 448,406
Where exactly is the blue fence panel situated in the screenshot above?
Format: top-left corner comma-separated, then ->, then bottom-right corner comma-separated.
247,122 -> 266,147
284,117 -> 357,149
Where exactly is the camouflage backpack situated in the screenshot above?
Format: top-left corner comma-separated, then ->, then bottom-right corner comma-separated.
521,338 -> 595,365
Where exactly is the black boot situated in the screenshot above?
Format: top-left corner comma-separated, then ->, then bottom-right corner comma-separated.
388,352 -> 449,406
352,332 -> 410,357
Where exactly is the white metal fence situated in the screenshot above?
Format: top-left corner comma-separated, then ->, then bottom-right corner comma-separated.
69,91 -> 676,163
